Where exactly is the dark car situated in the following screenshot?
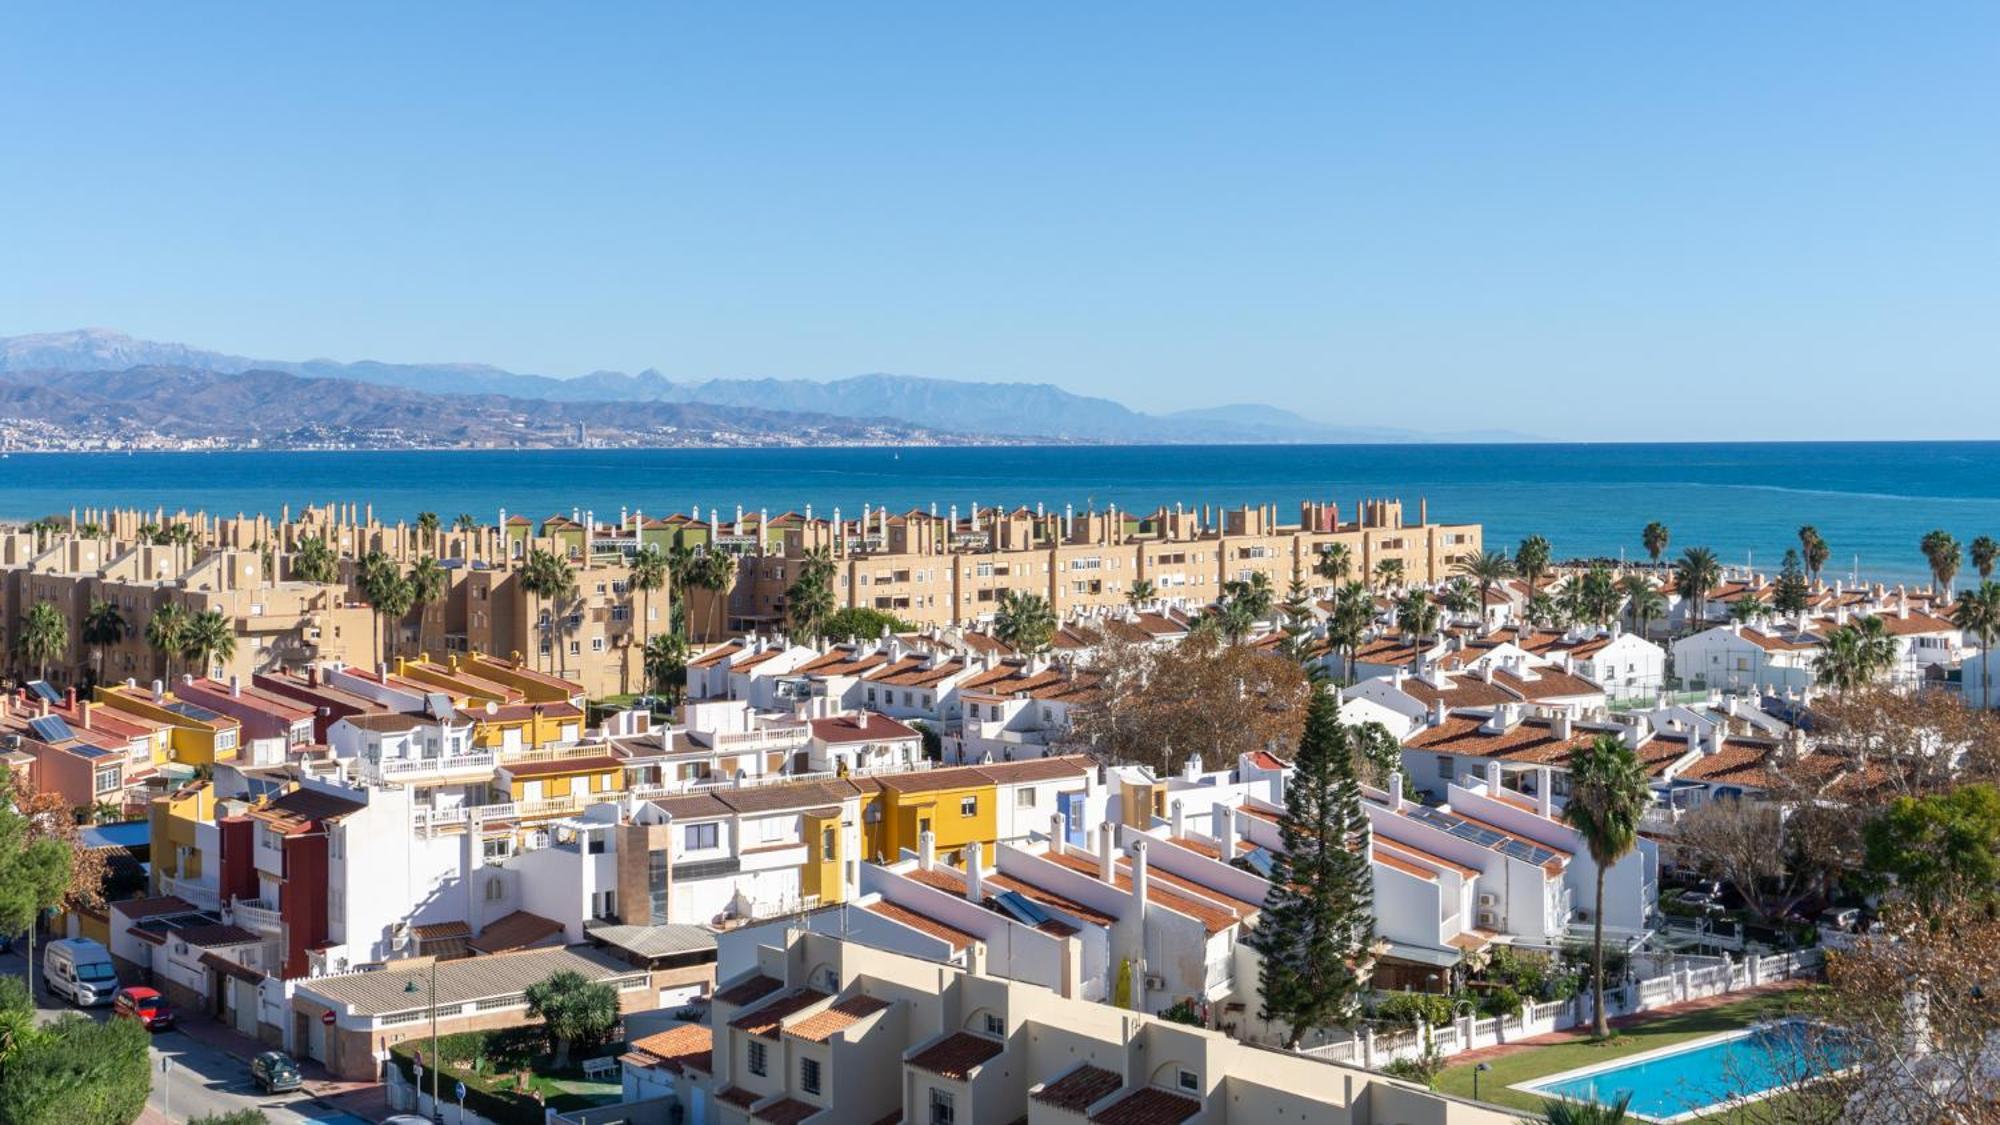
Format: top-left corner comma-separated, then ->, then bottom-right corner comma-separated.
252,1050 -> 303,1093
113,986 -> 174,1031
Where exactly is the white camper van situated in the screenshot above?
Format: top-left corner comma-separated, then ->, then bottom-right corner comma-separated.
43,937 -> 118,1007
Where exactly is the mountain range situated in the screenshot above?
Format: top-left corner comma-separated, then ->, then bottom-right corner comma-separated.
0,329 -> 1531,445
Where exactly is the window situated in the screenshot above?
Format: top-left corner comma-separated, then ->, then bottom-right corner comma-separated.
960,796 -> 978,817
1178,1069 -> 1199,1092
984,1014 -> 1004,1036
929,1088 -> 955,1124
801,1057 -> 822,1095
748,1040 -> 767,1076
760,817 -> 784,842
93,768 -> 121,795
684,823 -> 719,850
918,816 -> 932,837
485,878 -> 506,901
1437,754 -> 1454,779
821,826 -> 836,861
1016,787 -> 1035,808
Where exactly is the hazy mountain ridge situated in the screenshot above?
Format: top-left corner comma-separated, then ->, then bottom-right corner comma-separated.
0,329 -> 1535,443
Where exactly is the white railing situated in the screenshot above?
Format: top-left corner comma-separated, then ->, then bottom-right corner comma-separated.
707,726 -> 809,751
232,899 -> 284,932
369,751 -> 498,780
164,877 -> 220,912
500,743 -> 616,765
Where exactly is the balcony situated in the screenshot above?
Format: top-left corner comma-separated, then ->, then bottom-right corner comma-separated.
500,743 -> 618,766
162,877 -> 220,912
704,725 -> 809,753
231,898 -> 284,933
365,750 -> 499,783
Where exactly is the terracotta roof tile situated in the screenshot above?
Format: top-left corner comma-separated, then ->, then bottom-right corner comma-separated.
1035,1064 -> 1123,1113
1090,1087 -> 1202,1125
786,994 -> 892,1042
713,973 -> 782,1007
468,910 -> 565,954
906,1031 -> 1004,1079
728,988 -> 829,1040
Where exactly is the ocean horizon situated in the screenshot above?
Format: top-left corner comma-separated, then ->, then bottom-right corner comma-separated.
3,441 -> 1996,586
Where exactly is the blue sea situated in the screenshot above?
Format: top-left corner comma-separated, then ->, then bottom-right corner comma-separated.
1,442 -> 1995,584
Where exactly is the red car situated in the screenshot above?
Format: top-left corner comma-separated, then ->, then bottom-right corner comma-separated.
113,986 -> 174,1031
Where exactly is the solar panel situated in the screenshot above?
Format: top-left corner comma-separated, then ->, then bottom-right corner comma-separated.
1405,805 -> 1558,865
165,700 -> 222,722
26,681 -> 61,704
1241,847 -> 1276,877
992,890 -> 1055,928
69,742 -> 113,760
27,715 -> 75,743
426,692 -> 456,719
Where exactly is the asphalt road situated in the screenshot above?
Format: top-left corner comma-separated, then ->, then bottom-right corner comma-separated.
3,944 -> 373,1125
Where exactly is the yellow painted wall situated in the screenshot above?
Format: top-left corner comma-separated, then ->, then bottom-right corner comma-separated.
802,811 -> 843,905
882,782 -> 996,867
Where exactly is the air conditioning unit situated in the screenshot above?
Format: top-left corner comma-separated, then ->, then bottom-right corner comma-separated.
1478,892 -> 1498,908
1144,974 -> 1165,991
1477,911 -> 1498,929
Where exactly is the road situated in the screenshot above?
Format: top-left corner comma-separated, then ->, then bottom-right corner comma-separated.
3,944 -> 375,1124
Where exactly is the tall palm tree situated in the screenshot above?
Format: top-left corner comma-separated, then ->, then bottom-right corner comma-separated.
416,511 -> 441,553
1515,535 -> 1553,605
664,541 -> 697,639
1973,536 -> 2000,582
1372,557 -> 1404,592
784,548 -> 836,643
14,601 -> 69,684
1396,589 -> 1440,641
1437,577 -> 1477,623
452,512 -> 478,534
1673,546 -> 1722,632
1575,566 -> 1621,628
1456,550 -> 1516,627
1798,526 -> 1830,584
1223,572 -> 1276,620
642,631 -> 691,705
1314,543 -> 1352,589
687,550 -> 737,643
144,602 -> 191,681
1641,522 -> 1669,565
1622,577 -> 1666,639
80,600 -> 128,688
1564,734 -> 1650,1039
1327,581 -> 1374,683
292,534 -> 339,586
1727,593 -> 1769,624
181,609 -> 236,680
627,545 -> 669,646
1126,578 -> 1157,607
355,550 -> 405,667
1814,616 -> 1898,695
1952,581 -> 2000,711
405,557 -> 447,655
520,548 -> 578,673
1920,529 -> 1961,599
993,590 -> 1057,654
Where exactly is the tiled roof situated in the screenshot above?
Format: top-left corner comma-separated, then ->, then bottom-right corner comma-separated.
753,1099 -> 821,1125
502,753 -> 622,779
786,994 -> 892,1042
716,1086 -> 760,1110
866,900 -> 978,953
728,988 -> 829,1040
1399,676 -> 1517,709
811,713 -> 921,744
1492,666 -> 1603,701
906,1031 -> 1004,1079
296,945 -> 631,1015
622,1022 -> 712,1075
1403,714 -> 1604,767
1040,851 -> 1237,935
713,973 -> 783,1007
1035,1064 -> 1123,1113
875,755 -> 1092,794
469,910 -> 565,954
1089,1086 -> 1202,1125
247,786 -> 366,833
1672,737 -> 1784,785
111,895 -> 197,920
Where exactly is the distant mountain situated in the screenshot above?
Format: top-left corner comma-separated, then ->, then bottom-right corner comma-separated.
0,329 -> 1536,444
0,365 -> 983,449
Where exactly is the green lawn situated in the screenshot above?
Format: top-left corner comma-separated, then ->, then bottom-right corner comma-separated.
1435,992 -> 1804,1116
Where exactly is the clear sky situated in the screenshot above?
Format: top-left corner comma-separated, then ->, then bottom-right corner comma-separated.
4,3 -> 1996,438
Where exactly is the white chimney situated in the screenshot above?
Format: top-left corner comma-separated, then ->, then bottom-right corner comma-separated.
918,830 -> 936,872
1050,813 -> 1068,856
1214,803 -> 1237,857
1550,712 -> 1572,741
1098,822 -> 1115,883
1485,759 -> 1503,793
1386,770 -> 1405,811
1130,840 -> 1150,914
965,840 -> 984,905
1170,799 -> 1185,839
1535,766 -> 1553,818
229,675 -> 241,698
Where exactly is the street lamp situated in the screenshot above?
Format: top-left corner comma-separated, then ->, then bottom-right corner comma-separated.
404,958 -> 442,1124
1473,1061 -> 1492,1100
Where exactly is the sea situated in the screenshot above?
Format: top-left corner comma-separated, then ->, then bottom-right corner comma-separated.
1,441 -> 1994,585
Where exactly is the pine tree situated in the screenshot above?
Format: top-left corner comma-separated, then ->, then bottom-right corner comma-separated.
1772,549 -> 1811,616
1250,686 -> 1375,1047
1277,577 -> 1318,666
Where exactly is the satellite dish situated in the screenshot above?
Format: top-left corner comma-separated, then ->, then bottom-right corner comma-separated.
485,700 -> 499,716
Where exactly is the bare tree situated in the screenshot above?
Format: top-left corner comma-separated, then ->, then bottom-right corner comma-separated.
1068,633 -> 1310,773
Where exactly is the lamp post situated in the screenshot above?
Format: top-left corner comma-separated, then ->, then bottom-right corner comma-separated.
404,958 -> 442,1123
1473,1061 -> 1492,1101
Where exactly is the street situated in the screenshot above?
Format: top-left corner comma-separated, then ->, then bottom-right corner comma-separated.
3,945 -> 377,1124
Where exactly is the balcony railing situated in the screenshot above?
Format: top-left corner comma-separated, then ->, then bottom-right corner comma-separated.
500,743 -> 616,765
706,726 -> 809,751
163,877 -> 220,912
231,899 -> 284,932
410,791 -> 594,830
366,751 -> 498,781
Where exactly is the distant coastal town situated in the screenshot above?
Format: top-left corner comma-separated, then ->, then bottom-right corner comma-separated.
2,498 -> 1994,1123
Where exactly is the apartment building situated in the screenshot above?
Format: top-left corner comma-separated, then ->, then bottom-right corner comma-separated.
664,927 -> 1511,1125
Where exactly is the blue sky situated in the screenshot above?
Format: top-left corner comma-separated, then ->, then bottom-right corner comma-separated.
3,3 -> 1996,438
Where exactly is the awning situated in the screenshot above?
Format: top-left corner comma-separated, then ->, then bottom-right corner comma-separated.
1378,940 -> 1463,969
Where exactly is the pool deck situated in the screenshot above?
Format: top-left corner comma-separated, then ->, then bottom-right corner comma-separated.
1447,979 -> 1810,1069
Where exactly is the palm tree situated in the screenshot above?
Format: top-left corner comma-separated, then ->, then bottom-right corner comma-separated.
416,511 -> 440,553
1515,535 -> 1553,604
1920,529 -> 1961,598
1727,593 -> 1768,624
1126,578 -> 1157,607
1814,616 -> 1898,695
143,602 -> 191,681
180,609 -> 236,680
1223,572 -> 1276,621
1952,582 -> 2000,710
993,590 -> 1057,654
79,600 -> 128,688
1314,543 -> 1352,589
642,631 -> 691,705
1209,598 -> 1258,645
1327,581 -> 1374,683
687,550 -> 737,643
627,545 -> 669,646
405,557 -> 447,655
1974,536 -> 1999,581
292,534 -> 339,586
355,551 -> 405,667
1574,566 -> 1621,628
1622,577 -> 1665,639
1641,522 -> 1669,564
1372,557 -> 1404,592
663,541 -> 697,639
1564,734 -> 1650,1039
783,548 -> 836,643
1523,1092 -> 1635,1124
520,548 -> 578,673
452,512 -> 478,535
1798,526 -> 1830,584
1396,589 -> 1440,641
1437,577 -> 1477,623
14,601 -> 69,684
1673,547 -> 1722,632
1456,550 -> 1516,627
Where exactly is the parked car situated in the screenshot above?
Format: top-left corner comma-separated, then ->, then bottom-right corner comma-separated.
1819,906 -> 1862,932
113,985 -> 175,1030
252,1050 -> 303,1093
43,938 -> 118,1007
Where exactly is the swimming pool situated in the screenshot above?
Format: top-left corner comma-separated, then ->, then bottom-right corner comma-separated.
1517,1020 -> 1853,1122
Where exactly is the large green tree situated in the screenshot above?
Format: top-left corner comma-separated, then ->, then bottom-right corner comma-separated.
821,606 -> 913,642
1798,526 -> 1830,584
144,601 -> 190,680
1249,688 -> 1374,1048
1921,529 -> 1962,599
783,548 -> 837,643
627,544 -> 669,648
523,970 -> 618,1069
0,769 -> 71,1004
1954,581 -> 2000,711
1861,783 -> 2000,910
1514,535 -> 1553,605
993,589 -> 1057,654
14,600 -> 68,683
1673,546 -> 1722,632
181,609 -> 237,681
1455,550 -> 1515,627
80,599 -> 128,688
1641,522 -> 1670,564
0,1013 -> 151,1124
1564,734 -> 1650,1039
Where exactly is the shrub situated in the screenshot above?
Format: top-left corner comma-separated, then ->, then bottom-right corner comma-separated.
1374,992 -> 1453,1028
0,1013 -> 151,1125
189,1113 -> 271,1125
1380,1044 -> 1447,1089
1477,984 -> 1524,1019
1159,999 -> 1203,1027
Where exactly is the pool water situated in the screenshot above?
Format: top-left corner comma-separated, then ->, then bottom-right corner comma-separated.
1525,1021 -> 1853,1121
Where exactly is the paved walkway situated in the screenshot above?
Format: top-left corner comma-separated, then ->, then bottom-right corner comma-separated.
1447,979 -> 1810,1068
159,1010 -> 393,1123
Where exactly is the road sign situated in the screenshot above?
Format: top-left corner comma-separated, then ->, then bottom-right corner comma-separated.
456,1080 -> 467,1102
322,1009 -> 337,1026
